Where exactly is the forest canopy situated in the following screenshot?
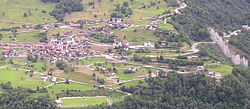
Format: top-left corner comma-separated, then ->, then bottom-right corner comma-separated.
88,66 -> 250,109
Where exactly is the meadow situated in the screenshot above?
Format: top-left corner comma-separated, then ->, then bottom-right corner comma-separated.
206,64 -> 233,76
114,29 -> 157,45
0,0 -> 56,24
61,96 -> 108,106
2,31 -> 40,42
0,69 -> 50,89
47,83 -> 95,93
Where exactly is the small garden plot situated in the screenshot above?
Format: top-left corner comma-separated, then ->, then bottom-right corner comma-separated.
61,96 -> 108,106
0,69 -> 50,89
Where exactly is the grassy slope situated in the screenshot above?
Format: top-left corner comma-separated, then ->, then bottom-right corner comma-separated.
0,0 -> 55,24
62,97 -> 108,106
47,83 -> 95,93
0,69 -> 50,89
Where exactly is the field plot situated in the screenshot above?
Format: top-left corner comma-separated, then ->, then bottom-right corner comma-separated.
0,69 -> 50,89
80,57 -> 106,65
114,29 -> 157,45
47,83 -> 95,93
206,64 -> 233,76
114,80 -> 145,89
0,0 -> 56,24
116,68 -> 156,80
61,96 -> 108,106
2,31 -> 40,42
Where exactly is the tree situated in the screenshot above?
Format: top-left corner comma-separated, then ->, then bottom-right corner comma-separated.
23,13 -> 28,17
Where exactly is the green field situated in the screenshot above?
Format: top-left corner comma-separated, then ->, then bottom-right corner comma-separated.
114,80 -> 144,89
61,97 -> 108,106
0,69 -> 50,89
81,57 -> 106,65
47,83 -> 95,93
0,0 -> 55,24
116,68 -> 156,80
2,31 -> 40,42
206,64 -> 233,76
114,29 -> 157,45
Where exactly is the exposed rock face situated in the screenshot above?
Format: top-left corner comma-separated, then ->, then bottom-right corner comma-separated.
209,28 -> 248,67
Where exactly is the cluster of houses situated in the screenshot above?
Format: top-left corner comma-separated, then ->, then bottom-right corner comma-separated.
2,47 -> 27,58
27,32 -> 90,63
137,70 -> 168,78
184,66 -> 205,73
208,71 -> 223,79
113,40 -> 130,51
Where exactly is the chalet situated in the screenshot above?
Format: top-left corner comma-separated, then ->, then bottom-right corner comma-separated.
123,46 -> 129,51
120,56 -> 127,62
55,100 -> 62,107
70,23 -> 81,28
110,73 -> 118,79
30,70 -> 35,75
161,41 -> 166,46
52,77 -> 57,82
188,56 -> 198,61
208,71 -> 214,77
109,51 -> 115,56
129,67 -> 137,72
144,41 -> 155,48
197,66 -> 205,72
215,72 -> 222,77
169,30 -> 177,34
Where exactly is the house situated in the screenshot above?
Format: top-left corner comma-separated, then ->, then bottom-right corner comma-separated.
215,72 -> 222,79
129,67 -> 137,72
120,56 -> 127,62
169,30 -> 176,33
123,46 -> 129,51
110,73 -> 118,79
70,23 -> 81,28
144,41 -> 155,48
52,77 -> 57,82
55,100 -> 62,107
30,70 -> 35,75
161,41 -> 166,46
188,56 -> 198,61
208,71 -> 214,76
197,66 -> 205,72
109,51 -> 115,56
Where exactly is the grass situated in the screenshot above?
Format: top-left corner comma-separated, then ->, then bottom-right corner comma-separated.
64,0 -> 172,21
116,68 -> 156,80
128,49 -> 181,56
0,69 -> 50,89
157,23 -> 174,31
81,57 -> 106,65
0,0 -> 56,24
114,80 -> 145,89
2,31 -> 40,42
206,64 -> 233,76
114,29 -> 157,45
61,97 -> 108,106
0,22 -> 22,29
47,83 -> 95,93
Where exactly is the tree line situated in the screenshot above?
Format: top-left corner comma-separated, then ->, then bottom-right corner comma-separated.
42,0 -> 83,21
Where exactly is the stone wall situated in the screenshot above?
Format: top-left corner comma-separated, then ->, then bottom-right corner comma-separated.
209,28 -> 248,67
